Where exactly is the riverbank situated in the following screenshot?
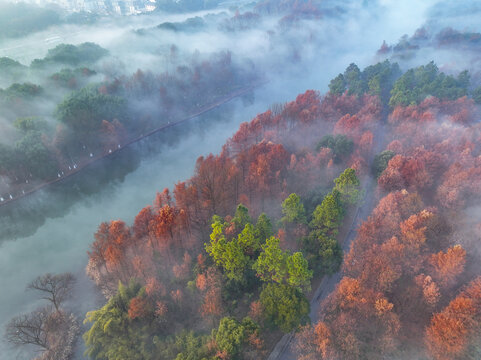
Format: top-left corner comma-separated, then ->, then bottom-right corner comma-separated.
0,89 -> 277,359
0,80 -> 265,208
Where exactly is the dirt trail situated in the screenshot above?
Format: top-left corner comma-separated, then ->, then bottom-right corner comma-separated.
267,121 -> 388,360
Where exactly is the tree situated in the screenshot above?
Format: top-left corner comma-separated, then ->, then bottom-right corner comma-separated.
150,204 -> 176,244
372,150 -> 395,178
128,295 -> 151,320
328,61 -> 400,102
286,252 -> 313,291
83,281 -> 153,360
295,322 -> 334,360
344,63 -> 364,96
254,236 -> 312,291
28,273 -> 76,312
259,283 -> 309,332
328,74 -> 346,95
87,220 -> 136,290
1,82 -> 43,100
133,206 -> 154,239
302,173 -> 345,273
309,190 -> 344,236
220,239 -> 250,283
425,277 -> 481,360
245,142 -> 290,205
281,193 -> 307,225
205,219 -> 250,282
429,245 -> 466,288
315,277 -> 401,359
212,317 -> 258,359
15,130 -> 58,179
334,168 -> 362,205
13,116 -> 48,133
36,42 -> 108,66
55,85 -> 126,144
253,236 -> 288,284
172,331 -> 211,360
389,62 -> 468,107
473,86 -> 481,104
254,213 -> 273,243
0,56 -> 26,75
0,143 -> 15,175
316,232 -> 343,274
232,204 -> 252,231
5,306 -> 52,350
200,268 -> 224,322
237,223 -> 261,255
363,60 -> 401,102
316,134 -> 354,164
192,155 -> 238,217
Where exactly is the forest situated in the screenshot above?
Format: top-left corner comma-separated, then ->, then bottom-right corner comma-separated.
0,40 -> 260,204
6,58 -> 481,359
2,1 -> 481,360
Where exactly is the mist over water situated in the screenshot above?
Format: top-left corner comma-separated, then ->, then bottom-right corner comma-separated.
0,97 -> 266,359
1,1 -> 476,359
0,81 -> 316,358
0,8 -> 227,64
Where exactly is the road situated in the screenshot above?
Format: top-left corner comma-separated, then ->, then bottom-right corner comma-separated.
268,123 -> 387,360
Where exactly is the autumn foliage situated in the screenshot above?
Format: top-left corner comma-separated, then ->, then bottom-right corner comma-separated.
86,89 -> 378,296
84,63 -> 481,360
426,277 -> 481,360
293,68 -> 481,359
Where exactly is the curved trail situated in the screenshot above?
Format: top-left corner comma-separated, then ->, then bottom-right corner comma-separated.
268,178 -> 377,360
0,80 -> 265,208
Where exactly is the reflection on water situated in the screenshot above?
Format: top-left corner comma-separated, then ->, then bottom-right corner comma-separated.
0,95 -> 264,359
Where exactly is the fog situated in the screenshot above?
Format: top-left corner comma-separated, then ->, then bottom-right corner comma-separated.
0,96 -> 269,359
0,0 -> 478,359
375,0 -> 481,77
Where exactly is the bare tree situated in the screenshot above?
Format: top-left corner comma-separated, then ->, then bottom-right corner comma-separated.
5,306 -> 52,350
27,273 -> 76,312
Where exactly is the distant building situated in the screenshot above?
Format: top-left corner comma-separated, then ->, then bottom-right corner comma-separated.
16,0 -> 156,15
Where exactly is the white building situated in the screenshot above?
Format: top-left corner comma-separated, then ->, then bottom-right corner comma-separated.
18,0 -> 156,15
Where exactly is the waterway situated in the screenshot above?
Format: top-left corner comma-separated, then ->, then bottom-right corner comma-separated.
0,95 -> 263,359
0,1 -> 440,357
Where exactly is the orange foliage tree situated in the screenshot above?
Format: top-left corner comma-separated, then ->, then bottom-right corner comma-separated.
426,277 -> 481,360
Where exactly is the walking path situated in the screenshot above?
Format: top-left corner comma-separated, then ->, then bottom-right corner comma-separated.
0,80 -> 265,208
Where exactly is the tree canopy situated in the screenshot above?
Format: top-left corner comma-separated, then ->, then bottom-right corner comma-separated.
281,193 -> 307,225
55,86 -> 126,139
259,283 -> 310,332
316,134 -> 354,163
32,42 -> 108,67
83,281 -> 154,360
254,236 -> 312,291
372,150 -> 396,178
334,168 -> 362,205
389,62 -> 469,107
212,317 -> 258,359
205,219 -> 251,283
15,130 -> 58,179
328,60 -> 401,103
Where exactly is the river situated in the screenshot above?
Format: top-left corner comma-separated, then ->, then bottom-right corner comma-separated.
0,1 -> 439,357
0,94 -> 268,359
